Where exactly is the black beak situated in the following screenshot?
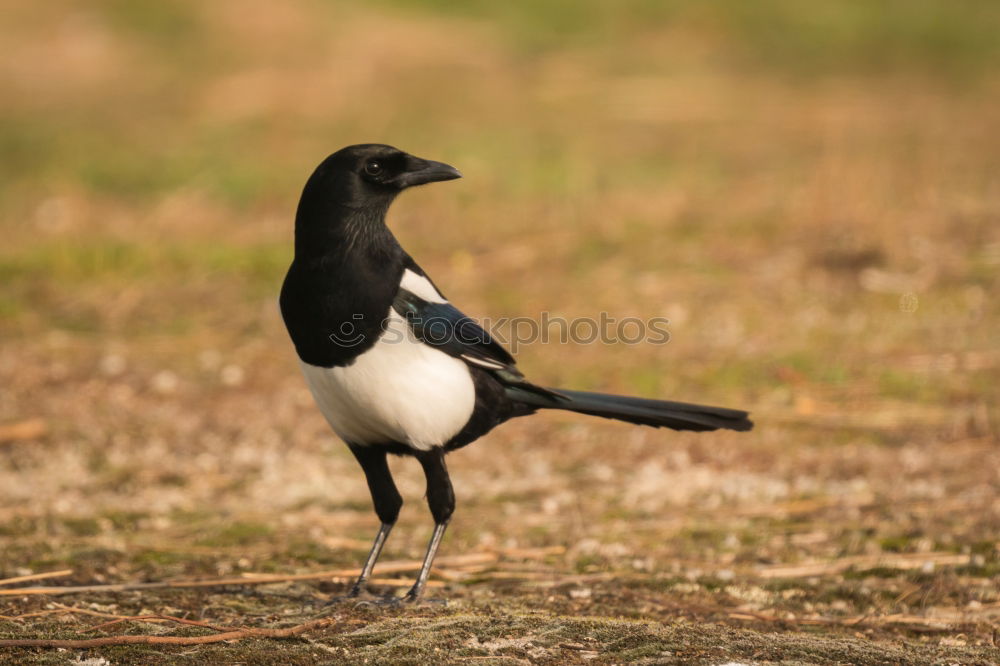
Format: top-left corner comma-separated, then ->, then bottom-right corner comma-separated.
394,159 -> 463,188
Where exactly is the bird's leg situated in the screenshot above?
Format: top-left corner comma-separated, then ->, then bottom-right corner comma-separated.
403,448 -> 454,603
342,444 -> 402,599
404,521 -> 449,602
350,521 -> 393,597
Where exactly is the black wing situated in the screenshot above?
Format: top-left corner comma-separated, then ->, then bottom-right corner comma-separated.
392,287 -> 566,403
392,287 -> 520,376
394,256 -> 566,402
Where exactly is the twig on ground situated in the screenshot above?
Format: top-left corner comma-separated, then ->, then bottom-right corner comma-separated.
1,602 -> 205,625
0,557 -> 480,597
756,552 -> 971,579
1,606 -> 127,622
498,546 -> 565,559
727,609 -> 982,631
0,418 -> 48,443
83,614 -> 237,633
0,570 -> 73,587
0,615 -> 341,649
0,547 -> 564,598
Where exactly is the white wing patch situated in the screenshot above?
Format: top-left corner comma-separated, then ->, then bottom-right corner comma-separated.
460,353 -> 506,370
300,309 -> 475,450
400,268 -> 447,304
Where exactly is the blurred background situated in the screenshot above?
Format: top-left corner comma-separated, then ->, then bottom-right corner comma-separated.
1,0 -> 998,657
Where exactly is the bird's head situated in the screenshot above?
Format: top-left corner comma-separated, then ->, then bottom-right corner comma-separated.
302,144 -> 462,212
293,144 -> 461,258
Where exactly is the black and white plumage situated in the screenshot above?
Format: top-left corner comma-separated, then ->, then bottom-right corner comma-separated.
279,144 -> 753,603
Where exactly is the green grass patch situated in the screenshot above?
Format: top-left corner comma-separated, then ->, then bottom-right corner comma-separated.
378,0 -> 1000,83
0,241 -> 288,287
195,521 -> 275,548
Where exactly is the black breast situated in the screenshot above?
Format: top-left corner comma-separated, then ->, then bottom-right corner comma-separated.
280,254 -> 405,368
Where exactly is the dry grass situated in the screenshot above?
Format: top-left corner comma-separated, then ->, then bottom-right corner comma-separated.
1,1 -> 998,663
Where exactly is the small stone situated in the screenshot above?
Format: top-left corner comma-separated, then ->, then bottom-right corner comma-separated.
199,349 -> 222,370
151,370 -> 179,394
671,582 -> 701,594
99,354 -> 127,376
34,197 -> 75,233
631,557 -> 652,572
220,364 -> 245,386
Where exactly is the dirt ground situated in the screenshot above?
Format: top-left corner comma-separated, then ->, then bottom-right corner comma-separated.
1,1 -> 998,664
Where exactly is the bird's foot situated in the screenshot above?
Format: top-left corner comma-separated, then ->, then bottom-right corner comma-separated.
325,583 -> 377,606
325,581 -> 449,609
340,592 -> 448,610
399,588 -> 449,607
324,586 -> 408,609
351,595 -> 405,609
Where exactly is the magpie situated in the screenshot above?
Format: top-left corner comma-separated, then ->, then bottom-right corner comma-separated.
279,144 -> 753,603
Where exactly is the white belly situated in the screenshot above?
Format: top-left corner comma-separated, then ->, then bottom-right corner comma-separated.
299,310 -> 475,450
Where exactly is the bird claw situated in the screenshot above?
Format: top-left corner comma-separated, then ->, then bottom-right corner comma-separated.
326,591 -> 448,609
324,587 -> 374,606
353,596 -> 403,609
399,591 -> 449,607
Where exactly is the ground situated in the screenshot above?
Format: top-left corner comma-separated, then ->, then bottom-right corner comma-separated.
1,1 -> 998,664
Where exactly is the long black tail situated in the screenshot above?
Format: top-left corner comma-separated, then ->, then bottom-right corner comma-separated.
507,386 -> 753,432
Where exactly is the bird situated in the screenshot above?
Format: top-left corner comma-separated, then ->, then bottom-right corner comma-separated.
279,144 -> 753,603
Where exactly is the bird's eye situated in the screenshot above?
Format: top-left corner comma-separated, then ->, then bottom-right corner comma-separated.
364,160 -> 383,176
